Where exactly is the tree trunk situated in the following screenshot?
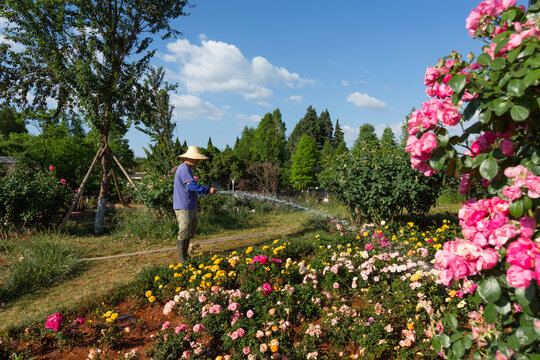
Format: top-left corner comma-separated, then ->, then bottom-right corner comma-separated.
94,149 -> 111,234
57,147 -> 104,232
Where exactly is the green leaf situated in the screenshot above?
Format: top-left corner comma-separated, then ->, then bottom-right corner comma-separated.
479,156 -> 498,180
509,199 -> 524,218
479,109 -> 492,124
445,313 -> 459,330
491,57 -> 506,70
511,104 -> 530,121
489,98 -> 511,116
438,132 -> 450,147
462,335 -> 473,350
477,53 -> 492,66
484,302 -> 498,324
501,8 -> 517,22
507,79 -> 525,97
494,296 -> 512,315
515,285 -> 539,315
432,336 -> 442,353
479,278 -> 502,302
516,326 -> 535,346
430,148 -> 447,172
507,334 -> 521,351
448,74 -> 467,95
523,68 -> 540,87
452,339 -> 465,359
462,98 -> 479,121
496,341 -> 511,357
523,196 -> 533,211
471,153 -> 488,168
440,334 -> 451,348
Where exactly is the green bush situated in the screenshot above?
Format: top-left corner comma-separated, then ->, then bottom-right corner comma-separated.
0,238 -> 85,302
319,143 -> 444,223
0,168 -> 73,235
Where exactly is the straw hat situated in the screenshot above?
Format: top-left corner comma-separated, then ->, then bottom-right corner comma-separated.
178,146 -> 209,160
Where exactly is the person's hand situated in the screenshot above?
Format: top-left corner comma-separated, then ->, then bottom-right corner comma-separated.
209,187 -> 218,194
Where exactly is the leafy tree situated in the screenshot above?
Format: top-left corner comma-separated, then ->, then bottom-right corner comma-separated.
335,141 -> 349,156
320,139 -> 334,167
333,119 -> 344,148
351,123 -> 378,156
0,0 -> 191,233
380,126 -> 397,147
290,134 -> 318,190
0,107 -> 26,137
252,109 -> 288,164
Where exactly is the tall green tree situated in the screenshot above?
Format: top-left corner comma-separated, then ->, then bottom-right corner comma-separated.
352,123 -> 378,156
0,0 -> 191,233
288,105 -> 319,154
290,134 -> 318,190
318,109 -> 334,149
333,119 -> 344,148
252,108 -> 287,164
319,139 -> 334,167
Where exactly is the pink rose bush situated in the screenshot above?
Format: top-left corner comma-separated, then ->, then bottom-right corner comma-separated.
408,0 -> 540,358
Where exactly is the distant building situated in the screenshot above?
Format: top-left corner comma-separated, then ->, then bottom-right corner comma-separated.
129,172 -> 147,181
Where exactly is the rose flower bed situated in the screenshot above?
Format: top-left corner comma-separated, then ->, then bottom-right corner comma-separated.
137,220 -> 463,360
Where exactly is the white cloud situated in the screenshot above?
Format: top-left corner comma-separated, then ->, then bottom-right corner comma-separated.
169,93 -> 224,121
342,125 -> 359,144
341,80 -> 349,86
347,92 -> 387,110
0,17 -> 7,29
161,37 -> 313,102
289,95 -> 303,104
236,113 -> 262,123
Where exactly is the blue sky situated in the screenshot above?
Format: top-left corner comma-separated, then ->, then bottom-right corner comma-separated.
2,1 -> 528,157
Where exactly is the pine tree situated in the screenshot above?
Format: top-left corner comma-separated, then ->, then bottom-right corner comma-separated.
380,126 -> 397,147
318,109 -> 334,150
288,105 -> 319,154
333,119 -> 344,148
290,134 -> 319,190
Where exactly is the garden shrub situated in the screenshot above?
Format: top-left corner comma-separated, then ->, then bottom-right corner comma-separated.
0,167 -> 72,235
0,238 -> 85,302
319,142 -> 443,224
404,1 -> 540,358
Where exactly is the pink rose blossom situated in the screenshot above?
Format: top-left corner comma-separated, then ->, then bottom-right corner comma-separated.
243,347 -> 251,355
49,165 -> 55,171
507,265 -> 533,288
424,67 -> 441,86
520,217 -> 536,239
162,321 -> 171,330
262,282 -> 273,295
506,238 -> 535,269
45,313 -> 64,332
60,179 -> 67,184
526,173 -> 540,198
502,185 -> 522,201
246,310 -> 254,318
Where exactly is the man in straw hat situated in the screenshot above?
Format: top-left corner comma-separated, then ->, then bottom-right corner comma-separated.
174,145 -> 217,262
